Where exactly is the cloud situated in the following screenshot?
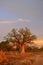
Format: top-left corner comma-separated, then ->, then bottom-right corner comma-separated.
34,40 -> 43,44
17,18 -> 31,22
0,18 -> 31,25
0,21 -> 14,24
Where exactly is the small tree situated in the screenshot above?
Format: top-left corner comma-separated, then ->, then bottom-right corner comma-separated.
5,27 -> 37,54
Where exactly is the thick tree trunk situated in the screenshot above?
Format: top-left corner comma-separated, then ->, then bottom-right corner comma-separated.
20,44 -> 25,54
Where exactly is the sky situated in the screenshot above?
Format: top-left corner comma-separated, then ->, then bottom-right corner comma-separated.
0,0 -> 43,45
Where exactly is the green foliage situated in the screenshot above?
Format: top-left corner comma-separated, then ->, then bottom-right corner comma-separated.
0,41 -> 11,51
25,46 -> 39,52
15,46 -> 20,51
39,47 -> 43,51
5,27 -> 36,44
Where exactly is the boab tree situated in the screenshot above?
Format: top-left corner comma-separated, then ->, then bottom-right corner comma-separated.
5,27 -> 36,54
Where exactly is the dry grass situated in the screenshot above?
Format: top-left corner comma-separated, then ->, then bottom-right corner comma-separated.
1,51 -> 42,65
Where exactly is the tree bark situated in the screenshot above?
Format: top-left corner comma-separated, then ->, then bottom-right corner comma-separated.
20,44 -> 25,54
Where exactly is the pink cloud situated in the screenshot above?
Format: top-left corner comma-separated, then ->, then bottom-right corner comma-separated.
0,21 -> 14,24
0,18 -> 31,25
34,40 -> 43,44
17,18 -> 31,22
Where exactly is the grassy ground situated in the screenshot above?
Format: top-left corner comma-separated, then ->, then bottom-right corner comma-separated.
0,51 -> 43,65
0,51 -> 35,65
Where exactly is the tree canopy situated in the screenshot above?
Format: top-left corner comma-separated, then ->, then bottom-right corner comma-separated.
5,27 -> 36,44
5,27 -> 37,54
